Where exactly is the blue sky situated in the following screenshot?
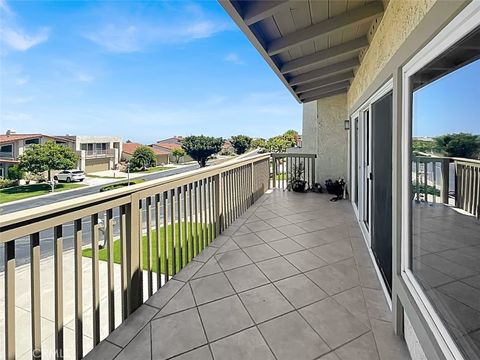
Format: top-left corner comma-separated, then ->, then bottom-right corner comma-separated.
0,0 -> 301,143
413,59 -> 480,137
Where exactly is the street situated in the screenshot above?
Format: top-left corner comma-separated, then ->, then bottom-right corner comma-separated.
0,163 -> 200,214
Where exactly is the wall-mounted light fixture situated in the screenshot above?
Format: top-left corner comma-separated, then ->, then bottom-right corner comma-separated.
344,120 -> 350,130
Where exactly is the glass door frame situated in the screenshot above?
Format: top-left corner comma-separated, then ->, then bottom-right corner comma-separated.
400,3 -> 480,359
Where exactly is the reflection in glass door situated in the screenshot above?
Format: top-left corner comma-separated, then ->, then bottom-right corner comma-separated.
362,109 -> 372,232
354,117 -> 359,208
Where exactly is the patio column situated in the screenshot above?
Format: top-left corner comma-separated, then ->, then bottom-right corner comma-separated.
302,93 -> 348,185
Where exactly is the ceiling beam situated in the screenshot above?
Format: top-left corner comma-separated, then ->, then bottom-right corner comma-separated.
267,1 -> 383,55
294,71 -> 354,93
302,89 -> 348,103
288,58 -> 359,86
298,80 -> 350,100
243,0 -> 291,26
281,37 -> 368,73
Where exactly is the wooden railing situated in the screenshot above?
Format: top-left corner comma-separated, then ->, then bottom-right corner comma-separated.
0,153 -> 270,360
455,159 -> 480,218
271,153 -> 316,190
413,155 -> 480,218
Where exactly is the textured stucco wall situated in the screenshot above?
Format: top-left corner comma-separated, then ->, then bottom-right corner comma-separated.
348,0 -> 436,109
300,101 -> 318,155
315,93 -> 349,184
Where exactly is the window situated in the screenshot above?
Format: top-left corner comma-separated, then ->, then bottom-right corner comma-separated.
0,144 -> 13,153
405,24 -> 480,360
25,138 -> 40,145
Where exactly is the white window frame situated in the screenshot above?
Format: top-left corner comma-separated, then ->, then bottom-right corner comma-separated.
400,3 -> 480,359
350,79 -> 393,308
350,78 -> 393,243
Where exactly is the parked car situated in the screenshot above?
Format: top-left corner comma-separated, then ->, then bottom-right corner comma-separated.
54,170 -> 85,182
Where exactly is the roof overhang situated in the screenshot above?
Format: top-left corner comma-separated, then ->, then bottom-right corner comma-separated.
219,0 -> 385,103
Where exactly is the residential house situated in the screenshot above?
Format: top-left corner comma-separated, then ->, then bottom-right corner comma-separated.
0,132 -> 122,177
122,142 -> 170,165
0,131 -> 75,178
153,136 -> 192,163
66,135 -> 123,173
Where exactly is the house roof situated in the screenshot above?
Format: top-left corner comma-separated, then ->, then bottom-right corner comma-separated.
0,133 -> 74,144
153,143 -> 182,151
123,143 -> 170,156
156,136 -> 183,144
219,0 -> 385,103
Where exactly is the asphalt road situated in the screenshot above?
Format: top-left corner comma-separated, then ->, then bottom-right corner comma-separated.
0,163 -> 201,214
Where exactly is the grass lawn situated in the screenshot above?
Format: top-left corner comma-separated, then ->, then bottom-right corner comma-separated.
0,183 -> 86,204
100,179 -> 145,192
82,222 -> 214,275
275,173 -> 287,180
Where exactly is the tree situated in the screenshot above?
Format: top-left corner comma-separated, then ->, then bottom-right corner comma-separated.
412,139 -> 436,154
171,147 -> 186,164
182,135 -> 223,167
251,138 -> 266,149
130,146 -> 156,170
434,133 -> 480,159
282,129 -> 299,147
266,135 -> 292,153
231,135 -> 252,155
19,141 -> 79,187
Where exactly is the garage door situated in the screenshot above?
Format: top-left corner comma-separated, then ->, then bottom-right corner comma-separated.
85,158 -> 110,173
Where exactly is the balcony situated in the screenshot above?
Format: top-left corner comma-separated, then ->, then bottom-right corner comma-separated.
0,153 -> 410,360
84,149 -> 116,159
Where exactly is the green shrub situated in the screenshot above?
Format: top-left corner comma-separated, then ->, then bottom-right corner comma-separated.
0,179 -> 16,189
100,179 -> 144,192
7,165 -> 24,181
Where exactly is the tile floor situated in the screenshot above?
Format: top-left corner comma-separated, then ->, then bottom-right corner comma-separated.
85,190 -> 411,360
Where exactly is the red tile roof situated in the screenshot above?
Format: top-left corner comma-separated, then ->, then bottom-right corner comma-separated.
154,143 -> 182,151
123,143 -> 169,156
0,133 -> 73,144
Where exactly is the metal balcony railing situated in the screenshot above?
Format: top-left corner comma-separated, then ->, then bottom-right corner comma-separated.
84,149 -> 115,158
0,153 -> 271,359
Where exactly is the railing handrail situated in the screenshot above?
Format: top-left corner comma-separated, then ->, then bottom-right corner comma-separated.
414,154 -> 480,165
271,153 -> 317,158
0,153 -> 271,235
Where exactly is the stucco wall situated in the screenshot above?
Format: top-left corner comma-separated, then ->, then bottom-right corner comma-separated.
308,93 -> 349,185
348,0 -> 436,109
300,101 -> 318,155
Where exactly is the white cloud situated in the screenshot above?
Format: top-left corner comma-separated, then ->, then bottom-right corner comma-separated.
0,0 -> 12,15
85,24 -> 140,53
84,4 -> 232,53
15,76 -> 29,85
0,0 -> 49,52
2,27 -> 49,51
72,72 -> 94,83
224,53 -> 244,65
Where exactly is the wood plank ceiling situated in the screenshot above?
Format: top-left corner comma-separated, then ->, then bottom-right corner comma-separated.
220,0 -> 386,103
